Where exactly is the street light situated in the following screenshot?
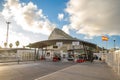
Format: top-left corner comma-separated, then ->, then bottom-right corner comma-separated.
114,40 -> 116,51
6,21 -> 11,48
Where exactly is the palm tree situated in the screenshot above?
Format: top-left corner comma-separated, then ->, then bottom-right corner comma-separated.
15,41 -> 20,48
9,43 -> 13,48
4,42 -> 7,48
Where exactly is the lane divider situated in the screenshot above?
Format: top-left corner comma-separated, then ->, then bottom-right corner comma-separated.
34,64 -> 78,80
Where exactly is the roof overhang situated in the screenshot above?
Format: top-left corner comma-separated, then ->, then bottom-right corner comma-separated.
27,39 -> 96,48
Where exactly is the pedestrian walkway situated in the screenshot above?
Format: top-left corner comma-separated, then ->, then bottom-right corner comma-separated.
0,61 -> 37,66
35,61 -> 120,80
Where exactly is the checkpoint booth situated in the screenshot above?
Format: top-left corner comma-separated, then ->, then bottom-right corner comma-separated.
27,28 -> 97,62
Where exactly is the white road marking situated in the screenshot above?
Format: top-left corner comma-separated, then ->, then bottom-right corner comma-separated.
34,64 -> 77,80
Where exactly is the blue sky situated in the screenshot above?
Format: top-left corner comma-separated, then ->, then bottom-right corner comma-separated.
0,0 -> 120,49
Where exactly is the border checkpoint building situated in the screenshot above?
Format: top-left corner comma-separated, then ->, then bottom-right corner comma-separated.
27,28 -> 97,61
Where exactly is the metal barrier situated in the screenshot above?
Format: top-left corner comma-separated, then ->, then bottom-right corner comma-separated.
0,50 -> 35,63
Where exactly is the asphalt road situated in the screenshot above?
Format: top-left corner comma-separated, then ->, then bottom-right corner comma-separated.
0,61 -> 75,80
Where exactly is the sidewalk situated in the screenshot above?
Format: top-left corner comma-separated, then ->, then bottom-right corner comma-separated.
35,61 -> 120,80
0,61 -> 38,66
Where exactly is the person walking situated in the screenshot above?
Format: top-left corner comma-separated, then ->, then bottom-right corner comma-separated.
90,56 -> 94,63
89,51 -> 94,63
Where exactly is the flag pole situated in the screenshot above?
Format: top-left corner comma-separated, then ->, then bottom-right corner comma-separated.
102,40 -> 104,53
106,41 -> 108,53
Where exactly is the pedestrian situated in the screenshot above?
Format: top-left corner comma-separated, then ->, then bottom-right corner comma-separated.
89,50 -> 94,63
90,57 -> 94,63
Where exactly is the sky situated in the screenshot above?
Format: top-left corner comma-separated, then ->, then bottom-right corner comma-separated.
0,0 -> 120,49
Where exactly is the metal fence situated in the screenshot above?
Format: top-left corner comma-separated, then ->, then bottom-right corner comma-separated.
0,50 -> 35,63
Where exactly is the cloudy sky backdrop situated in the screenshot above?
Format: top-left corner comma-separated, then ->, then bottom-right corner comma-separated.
0,0 -> 120,49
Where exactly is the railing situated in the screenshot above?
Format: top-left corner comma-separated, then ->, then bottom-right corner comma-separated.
0,50 -> 35,63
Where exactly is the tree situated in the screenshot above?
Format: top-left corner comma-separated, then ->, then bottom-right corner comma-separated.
9,43 -> 13,48
4,42 -> 7,48
15,41 -> 20,48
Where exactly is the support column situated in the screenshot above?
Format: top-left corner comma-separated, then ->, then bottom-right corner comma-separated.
34,48 -> 36,61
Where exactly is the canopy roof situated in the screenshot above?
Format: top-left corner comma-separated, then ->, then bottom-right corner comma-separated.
28,39 -> 96,48
27,28 -> 96,48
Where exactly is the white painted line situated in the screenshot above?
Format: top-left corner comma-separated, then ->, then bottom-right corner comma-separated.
34,64 -> 77,80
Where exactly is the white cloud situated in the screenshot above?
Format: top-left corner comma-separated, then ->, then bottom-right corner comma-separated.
1,0 -> 56,35
0,25 -> 31,48
0,0 -> 57,48
0,16 -> 48,48
62,25 -> 70,34
65,0 -> 120,38
0,16 -> 30,48
58,13 -> 64,21
8,31 -> 31,48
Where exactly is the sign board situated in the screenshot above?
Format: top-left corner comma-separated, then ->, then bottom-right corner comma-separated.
56,42 -> 63,47
72,41 -> 79,46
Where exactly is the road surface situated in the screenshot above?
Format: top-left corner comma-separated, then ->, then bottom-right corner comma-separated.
0,61 -> 75,80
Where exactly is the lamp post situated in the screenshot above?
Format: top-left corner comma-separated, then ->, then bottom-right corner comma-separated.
6,21 -> 11,48
114,40 -> 116,51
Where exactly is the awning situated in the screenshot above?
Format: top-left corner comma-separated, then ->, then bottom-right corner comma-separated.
27,39 -> 96,48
